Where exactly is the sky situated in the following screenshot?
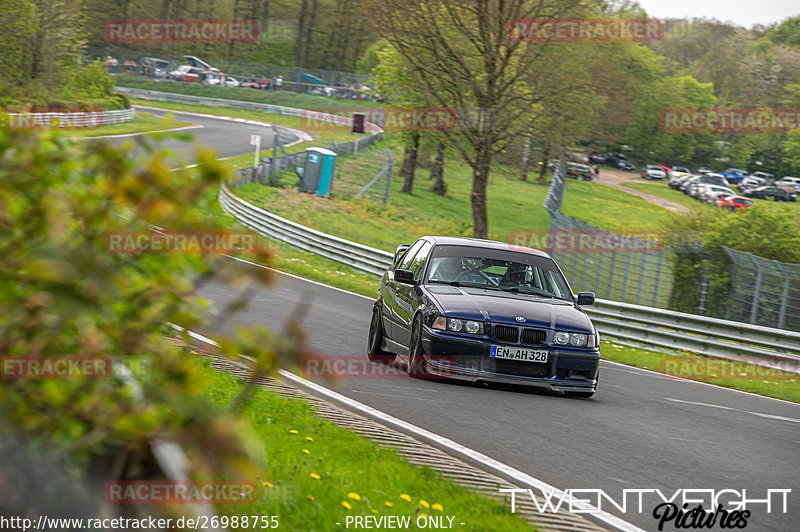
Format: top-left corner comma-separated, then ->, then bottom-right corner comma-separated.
634,0 -> 799,28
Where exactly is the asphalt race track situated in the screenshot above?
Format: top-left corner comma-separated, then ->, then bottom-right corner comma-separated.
98,106 -> 305,162
195,262 -> 800,532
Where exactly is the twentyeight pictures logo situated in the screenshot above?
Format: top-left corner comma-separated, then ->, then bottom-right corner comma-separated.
509,18 -> 663,42
104,20 -> 259,43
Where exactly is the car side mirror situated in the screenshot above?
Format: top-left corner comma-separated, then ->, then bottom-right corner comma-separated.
394,269 -> 416,285
577,292 -> 595,306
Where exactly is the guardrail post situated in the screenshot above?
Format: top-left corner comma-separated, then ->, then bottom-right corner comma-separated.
622,251 -> 633,303
606,252 -> 617,300
384,150 -> 394,207
636,253 -> 646,305
775,261 -> 790,330
749,252 -> 764,324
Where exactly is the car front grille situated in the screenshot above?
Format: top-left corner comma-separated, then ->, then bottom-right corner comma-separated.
493,325 -> 518,343
493,359 -> 549,378
520,328 -> 547,346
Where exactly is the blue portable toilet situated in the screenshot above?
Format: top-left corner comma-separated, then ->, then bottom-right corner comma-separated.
300,147 -> 337,196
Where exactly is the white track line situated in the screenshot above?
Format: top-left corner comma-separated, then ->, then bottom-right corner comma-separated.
169,322 -> 643,532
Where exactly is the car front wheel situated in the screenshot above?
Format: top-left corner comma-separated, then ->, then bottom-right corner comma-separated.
407,315 -> 432,378
367,306 -> 394,363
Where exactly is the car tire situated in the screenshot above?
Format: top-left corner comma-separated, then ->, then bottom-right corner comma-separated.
407,315 -> 432,379
367,306 -> 394,363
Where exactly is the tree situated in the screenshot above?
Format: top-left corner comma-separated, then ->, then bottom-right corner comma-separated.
370,0 -> 590,238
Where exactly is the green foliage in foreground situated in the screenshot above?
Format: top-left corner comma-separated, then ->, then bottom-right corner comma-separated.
0,127 -> 303,515
201,360 -> 536,531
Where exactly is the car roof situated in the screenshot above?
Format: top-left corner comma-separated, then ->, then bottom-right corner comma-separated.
422,236 -> 551,258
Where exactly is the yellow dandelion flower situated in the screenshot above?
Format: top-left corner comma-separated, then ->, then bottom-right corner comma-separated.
432,503 -> 443,511
289,430 -> 299,434
307,495 -> 315,501
342,501 -> 352,510
419,499 -> 430,508
385,501 -> 394,507
262,481 -> 273,488
400,494 -> 412,502
419,513 -> 429,519
302,449 -> 310,454
189,350 -> 197,355
318,456 -> 323,461
371,509 -> 378,514
310,473 -> 321,480
348,492 -> 361,501
305,436 -> 314,441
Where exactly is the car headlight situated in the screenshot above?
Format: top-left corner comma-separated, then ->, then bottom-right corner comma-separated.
432,317 -> 483,335
554,331 -> 589,346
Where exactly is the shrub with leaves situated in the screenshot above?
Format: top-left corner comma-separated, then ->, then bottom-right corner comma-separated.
0,127 -> 304,518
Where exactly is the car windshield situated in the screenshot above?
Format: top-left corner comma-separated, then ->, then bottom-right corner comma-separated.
425,245 -> 572,301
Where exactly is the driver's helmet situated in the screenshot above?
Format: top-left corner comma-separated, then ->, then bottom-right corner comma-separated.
501,262 -> 528,286
432,257 -> 462,282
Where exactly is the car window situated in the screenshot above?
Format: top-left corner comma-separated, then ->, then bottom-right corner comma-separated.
425,245 -> 572,301
408,241 -> 433,280
397,240 -> 425,271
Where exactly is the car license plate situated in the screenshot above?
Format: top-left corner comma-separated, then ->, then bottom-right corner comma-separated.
490,345 -> 548,363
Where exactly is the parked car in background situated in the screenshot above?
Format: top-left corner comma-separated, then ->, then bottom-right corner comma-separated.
606,152 -> 635,171
742,186 -> 797,201
669,173 -> 694,189
698,185 -> 736,204
170,65 -> 204,82
641,165 -> 667,180
668,166 -> 692,179
701,173 -> 730,187
774,176 -> 800,192
566,163 -> 594,180
719,168 -> 748,184
141,57 -> 174,78
750,171 -> 774,181
679,175 -> 702,193
717,195 -> 755,212
737,176 -> 766,193
206,73 -> 240,87
567,150 -> 590,164
696,167 -> 713,175
589,151 -> 606,164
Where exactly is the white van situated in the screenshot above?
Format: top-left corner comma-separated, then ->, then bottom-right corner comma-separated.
775,176 -> 800,191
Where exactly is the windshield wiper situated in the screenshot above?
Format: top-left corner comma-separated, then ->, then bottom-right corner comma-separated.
500,286 -> 556,298
429,280 -> 501,291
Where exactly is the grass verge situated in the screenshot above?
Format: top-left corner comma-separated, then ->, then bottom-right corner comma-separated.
67,110 -> 194,138
198,358 -> 536,530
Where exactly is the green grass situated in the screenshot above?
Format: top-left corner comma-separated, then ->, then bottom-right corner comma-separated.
117,76 -> 386,109
65,110 -> 193,138
199,359 -> 535,530
236,138 -> 673,253
601,340 -> 800,403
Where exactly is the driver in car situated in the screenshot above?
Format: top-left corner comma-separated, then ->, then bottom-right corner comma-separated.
430,257 -> 463,282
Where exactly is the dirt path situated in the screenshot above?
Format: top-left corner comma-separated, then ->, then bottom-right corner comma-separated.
596,168 -> 689,213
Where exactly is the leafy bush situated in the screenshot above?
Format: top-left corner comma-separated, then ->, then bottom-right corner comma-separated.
0,128 -> 303,518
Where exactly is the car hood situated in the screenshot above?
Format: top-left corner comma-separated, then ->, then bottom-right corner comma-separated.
425,286 -> 594,333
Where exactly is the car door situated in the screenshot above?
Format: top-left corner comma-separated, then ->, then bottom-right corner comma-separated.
383,240 -> 425,341
394,241 -> 433,348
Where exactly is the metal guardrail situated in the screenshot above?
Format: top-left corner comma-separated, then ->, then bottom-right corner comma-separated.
219,184 -> 800,371
219,184 -> 393,276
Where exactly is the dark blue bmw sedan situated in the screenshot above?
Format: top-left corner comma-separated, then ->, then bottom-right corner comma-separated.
367,236 -> 600,398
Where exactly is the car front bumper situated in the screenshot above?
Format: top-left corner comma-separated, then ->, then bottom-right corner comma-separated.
420,327 -> 599,392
